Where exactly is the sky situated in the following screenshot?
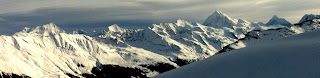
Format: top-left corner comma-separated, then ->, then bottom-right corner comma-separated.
0,0 -> 319,35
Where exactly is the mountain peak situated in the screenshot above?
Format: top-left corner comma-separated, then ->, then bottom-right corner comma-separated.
203,11 -> 237,28
26,22 -> 65,35
272,15 -> 279,19
298,14 -> 318,24
266,15 -> 292,26
213,11 -> 223,15
108,24 -> 125,33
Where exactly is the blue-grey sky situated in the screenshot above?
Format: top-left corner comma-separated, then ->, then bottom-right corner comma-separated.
0,0 -> 319,35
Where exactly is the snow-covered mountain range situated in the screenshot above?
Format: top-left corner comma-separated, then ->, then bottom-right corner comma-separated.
219,14 -> 320,53
155,14 -> 320,78
1,11 -> 317,78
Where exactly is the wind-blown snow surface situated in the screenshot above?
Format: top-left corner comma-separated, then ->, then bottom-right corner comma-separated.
155,26 -> 320,78
0,11 -> 285,78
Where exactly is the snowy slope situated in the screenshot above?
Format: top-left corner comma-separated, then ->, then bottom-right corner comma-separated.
266,15 -> 292,26
98,19 -> 239,65
0,23 -> 179,78
155,25 -> 320,78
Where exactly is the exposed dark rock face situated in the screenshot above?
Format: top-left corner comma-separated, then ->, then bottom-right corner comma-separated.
217,43 -> 237,54
82,65 -> 148,78
174,59 -> 197,66
65,73 -> 80,78
78,62 -> 177,78
0,72 -> 30,78
140,63 -> 176,73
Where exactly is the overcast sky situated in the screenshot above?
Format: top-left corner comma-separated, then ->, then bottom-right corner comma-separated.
0,0 -> 319,35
